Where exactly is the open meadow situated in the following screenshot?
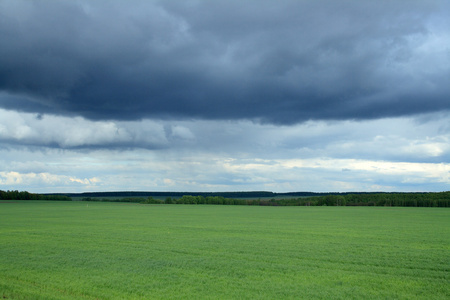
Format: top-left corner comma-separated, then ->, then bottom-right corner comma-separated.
0,201 -> 449,299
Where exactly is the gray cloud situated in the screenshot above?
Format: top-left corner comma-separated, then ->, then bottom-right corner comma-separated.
2,107 -> 448,165
1,0 -> 449,124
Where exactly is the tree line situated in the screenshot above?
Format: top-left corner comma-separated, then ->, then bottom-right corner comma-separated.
0,190 -> 71,201
83,192 -> 450,207
2,189 -> 449,207
277,192 -> 450,207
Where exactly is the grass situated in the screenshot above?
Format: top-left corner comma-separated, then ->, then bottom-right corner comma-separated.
0,201 -> 449,299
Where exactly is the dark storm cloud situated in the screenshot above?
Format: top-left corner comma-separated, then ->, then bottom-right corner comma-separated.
1,0 -> 449,124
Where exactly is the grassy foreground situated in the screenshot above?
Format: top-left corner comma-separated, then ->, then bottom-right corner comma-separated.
0,202 -> 449,299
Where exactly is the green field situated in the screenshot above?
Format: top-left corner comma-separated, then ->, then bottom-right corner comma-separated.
0,202 -> 449,299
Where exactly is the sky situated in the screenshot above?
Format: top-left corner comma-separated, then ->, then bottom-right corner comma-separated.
0,0 -> 449,193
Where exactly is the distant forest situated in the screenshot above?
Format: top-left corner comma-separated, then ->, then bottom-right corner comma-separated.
0,190 -> 71,201
1,190 -> 449,207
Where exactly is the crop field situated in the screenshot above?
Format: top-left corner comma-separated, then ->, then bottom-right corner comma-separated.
0,202 -> 449,299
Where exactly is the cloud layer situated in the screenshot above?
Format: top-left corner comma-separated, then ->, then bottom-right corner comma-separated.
1,0 -> 449,124
0,108 -> 448,192
1,1 -> 449,193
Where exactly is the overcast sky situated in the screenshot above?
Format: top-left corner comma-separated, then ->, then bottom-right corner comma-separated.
1,0 -> 449,193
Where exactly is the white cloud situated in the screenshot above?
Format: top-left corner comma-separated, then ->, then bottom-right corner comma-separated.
170,125 -> 195,140
0,171 -> 99,190
0,109 -> 168,148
